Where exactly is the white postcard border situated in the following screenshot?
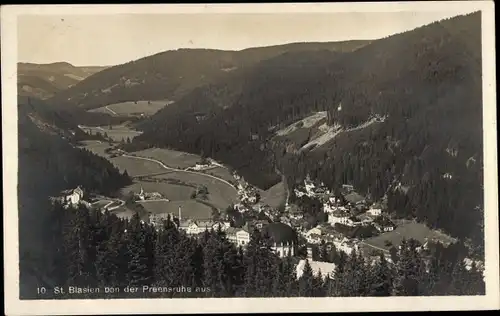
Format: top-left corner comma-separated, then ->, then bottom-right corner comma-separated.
2,2 -> 498,314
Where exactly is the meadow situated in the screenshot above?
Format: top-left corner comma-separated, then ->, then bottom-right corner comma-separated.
109,155 -> 165,177
79,124 -> 142,142
135,147 -> 201,169
360,222 -> 457,255
203,167 -> 235,184
121,181 -> 194,201
88,100 -> 174,117
260,181 -> 287,209
78,140 -> 113,157
152,172 -> 238,211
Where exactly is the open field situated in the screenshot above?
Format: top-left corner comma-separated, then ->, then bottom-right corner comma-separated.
122,181 -> 194,201
79,124 -> 142,142
152,172 -> 238,210
203,167 -> 235,184
135,147 -> 201,169
260,180 -> 287,209
139,200 -> 213,220
81,132 -> 238,212
88,100 -> 174,117
110,155 -> 166,176
360,222 -> 457,255
79,140 -> 113,157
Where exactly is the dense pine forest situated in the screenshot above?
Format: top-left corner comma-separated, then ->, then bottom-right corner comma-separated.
132,12 -> 484,256
42,205 -> 484,299
18,100 -> 132,298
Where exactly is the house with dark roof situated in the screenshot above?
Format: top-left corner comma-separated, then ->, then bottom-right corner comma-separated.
262,222 -> 298,257
373,216 -> 396,232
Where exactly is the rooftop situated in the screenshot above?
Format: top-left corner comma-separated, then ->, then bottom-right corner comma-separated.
262,222 -> 297,245
344,192 -> 366,204
296,259 -> 336,279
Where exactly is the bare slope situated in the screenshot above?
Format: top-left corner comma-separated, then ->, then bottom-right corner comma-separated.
18,62 -> 107,99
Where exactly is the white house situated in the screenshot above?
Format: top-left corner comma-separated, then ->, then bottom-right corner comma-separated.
63,186 -> 84,206
178,220 -> 219,235
323,201 -> 336,214
328,210 -> 349,226
333,238 -> 359,255
367,203 -> 383,216
305,227 -> 322,238
294,188 -> 307,198
305,227 -> 322,244
305,182 -> 316,197
226,227 -> 250,247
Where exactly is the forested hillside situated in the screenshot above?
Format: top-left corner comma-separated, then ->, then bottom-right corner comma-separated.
18,62 -> 107,100
46,41 -> 369,110
133,12 -> 484,253
43,208 -> 484,299
18,99 -> 132,297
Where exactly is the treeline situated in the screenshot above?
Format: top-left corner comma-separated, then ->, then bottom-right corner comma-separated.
43,205 -> 485,299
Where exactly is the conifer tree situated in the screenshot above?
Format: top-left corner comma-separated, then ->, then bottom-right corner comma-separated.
298,259 -> 315,297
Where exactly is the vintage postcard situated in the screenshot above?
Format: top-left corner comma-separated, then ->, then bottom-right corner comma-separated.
2,2 -> 499,314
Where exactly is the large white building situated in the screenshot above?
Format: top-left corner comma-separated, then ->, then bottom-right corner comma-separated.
61,186 -> 84,207
178,219 -> 231,235
296,247 -> 336,279
225,227 -> 251,247
328,210 -> 349,225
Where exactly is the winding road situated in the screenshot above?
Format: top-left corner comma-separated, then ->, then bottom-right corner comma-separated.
121,154 -> 238,192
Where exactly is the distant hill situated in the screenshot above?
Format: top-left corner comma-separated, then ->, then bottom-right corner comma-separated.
46,41 -> 369,110
18,62 -> 107,100
133,12 -> 484,252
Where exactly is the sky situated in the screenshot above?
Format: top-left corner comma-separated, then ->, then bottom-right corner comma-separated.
17,11 -> 476,67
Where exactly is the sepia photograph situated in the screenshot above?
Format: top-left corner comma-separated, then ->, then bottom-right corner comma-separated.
2,2 -> 499,314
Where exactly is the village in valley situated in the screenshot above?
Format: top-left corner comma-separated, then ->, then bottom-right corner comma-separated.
52,159 -> 476,280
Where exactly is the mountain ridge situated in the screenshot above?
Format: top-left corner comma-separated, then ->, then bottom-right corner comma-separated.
45,40 -> 370,110
131,12 -> 483,250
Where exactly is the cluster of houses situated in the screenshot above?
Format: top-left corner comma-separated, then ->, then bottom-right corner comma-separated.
134,186 -> 167,202
286,177 -> 397,255
187,159 -> 215,171
148,205 -> 297,258
235,177 -> 260,205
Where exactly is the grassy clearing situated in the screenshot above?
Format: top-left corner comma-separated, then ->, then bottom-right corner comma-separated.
361,222 -> 455,254
135,147 -> 201,169
275,111 -> 327,136
203,167 -> 235,183
122,181 -> 194,201
110,155 -> 165,176
79,140 -> 113,157
152,172 -> 238,210
88,100 -> 174,117
79,125 -> 142,142
260,181 -> 287,209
